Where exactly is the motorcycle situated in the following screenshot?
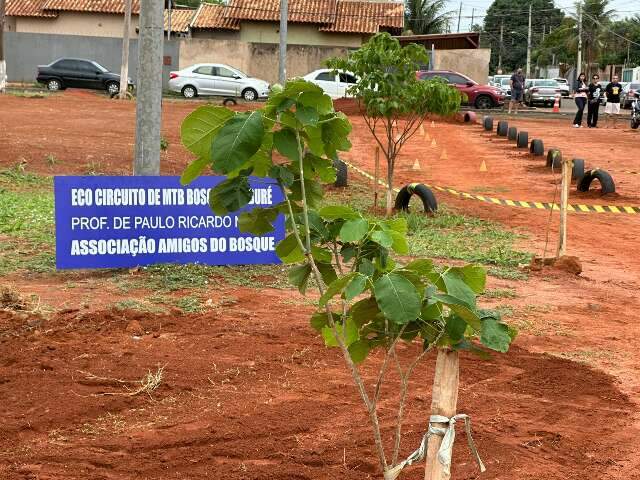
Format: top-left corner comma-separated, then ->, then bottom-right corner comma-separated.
632,92 -> 640,130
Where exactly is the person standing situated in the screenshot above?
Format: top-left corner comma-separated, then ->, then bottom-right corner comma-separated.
509,68 -> 525,114
605,75 -> 623,129
573,72 -> 588,127
587,74 -> 602,128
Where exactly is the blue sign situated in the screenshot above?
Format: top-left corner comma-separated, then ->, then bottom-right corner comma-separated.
54,176 -> 285,269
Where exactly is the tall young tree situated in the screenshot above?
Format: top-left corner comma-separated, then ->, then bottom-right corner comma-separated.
404,0 -> 451,35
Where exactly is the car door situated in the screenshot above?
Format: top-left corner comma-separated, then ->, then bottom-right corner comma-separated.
313,70 -> 339,98
447,73 -> 474,103
191,66 -> 216,95
213,66 -> 242,97
76,60 -> 102,89
54,59 -> 83,87
338,72 -> 357,98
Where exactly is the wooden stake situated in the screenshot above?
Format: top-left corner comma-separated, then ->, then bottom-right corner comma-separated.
424,349 -> 460,480
374,146 -> 380,209
557,158 -> 571,257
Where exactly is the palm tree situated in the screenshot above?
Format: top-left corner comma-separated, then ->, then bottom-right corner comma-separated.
580,0 -> 615,73
404,0 -> 452,35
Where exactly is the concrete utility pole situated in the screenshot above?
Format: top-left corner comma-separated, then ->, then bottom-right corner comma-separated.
577,2 -> 583,77
0,0 -> 6,93
167,0 -> 172,41
134,0 -> 164,176
470,8 -> 474,30
526,3 -> 532,78
118,0 -> 133,99
278,0 -> 288,85
498,21 -> 504,72
456,2 -> 462,33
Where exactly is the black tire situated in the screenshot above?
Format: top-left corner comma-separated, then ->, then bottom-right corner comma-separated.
242,88 -> 258,102
223,98 -> 238,106
106,81 -> 120,96
529,139 -> 544,156
632,119 -> 640,129
475,95 -> 494,110
572,158 -> 585,181
507,126 -> 518,141
333,158 -> 348,187
546,149 -> 562,169
516,131 -> 528,148
182,85 -> 197,98
483,116 -> 493,131
394,184 -> 437,213
46,78 -> 63,91
577,169 -> 615,195
497,120 -> 508,136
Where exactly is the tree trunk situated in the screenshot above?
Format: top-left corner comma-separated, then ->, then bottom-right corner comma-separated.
118,0 -> 132,99
424,349 -> 459,480
385,170 -> 394,217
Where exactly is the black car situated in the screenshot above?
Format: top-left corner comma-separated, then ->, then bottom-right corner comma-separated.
36,58 -> 132,95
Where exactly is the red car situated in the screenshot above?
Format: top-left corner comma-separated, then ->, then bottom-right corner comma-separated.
417,70 -> 505,109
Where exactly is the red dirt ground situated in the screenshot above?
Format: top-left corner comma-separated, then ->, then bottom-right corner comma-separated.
2,92 -> 640,479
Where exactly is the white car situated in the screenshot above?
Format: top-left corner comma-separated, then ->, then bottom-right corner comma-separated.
303,69 -> 358,99
168,63 -> 270,101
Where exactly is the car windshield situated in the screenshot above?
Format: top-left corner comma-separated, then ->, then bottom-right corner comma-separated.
92,62 -> 109,73
630,83 -> 640,90
500,78 -> 510,86
535,80 -> 558,87
228,66 -> 247,78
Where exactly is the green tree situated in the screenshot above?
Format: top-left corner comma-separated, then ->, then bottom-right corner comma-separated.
404,0 -> 452,35
327,33 -> 461,216
483,0 -> 564,74
180,79 -> 515,478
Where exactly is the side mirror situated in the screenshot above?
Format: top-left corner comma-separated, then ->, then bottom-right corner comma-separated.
232,75 -> 241,80
466,81 -> 474,87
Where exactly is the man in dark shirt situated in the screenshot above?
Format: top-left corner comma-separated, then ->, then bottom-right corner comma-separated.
587,74 -> 602,128
509,68 -> 525,114
605,75 -> 623,129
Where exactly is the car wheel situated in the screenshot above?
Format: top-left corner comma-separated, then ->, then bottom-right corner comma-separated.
47,79 -> 62,91
106,82 -> 120,96
474,95 -> 494,110
182,85 -> 197,98
242,88 -> 258,102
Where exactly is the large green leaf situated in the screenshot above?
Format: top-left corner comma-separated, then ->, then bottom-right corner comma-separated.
373,273 -> 421,324
319,272 -> 358,307
321,113 -> 352,156
345,273 -> 367,302
445,315 -> 467,343
180,156 -> 210,186
432,293 -> 481,330
275,233 -> 304,264
212,111 -> 265,174
289,263 -> 312,294
348,339 -> 370,363
208,176 -> 253,215
350,297 -> 380,326
340,218 -> 369,242
316,261 -> 338,285
480,318 -> 512,353
181,106 -> 234,159
273,128 -> 301,162
319,205 -> 359,220
371,230 -> 393,248
238,207 -> 279,236
457,265 -> 487,294
322,318 -> 358,347
442,269 -> 477,308
404,259 -> 434,276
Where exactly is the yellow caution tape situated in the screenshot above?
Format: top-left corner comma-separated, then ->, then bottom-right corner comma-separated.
343,160 -> 640,215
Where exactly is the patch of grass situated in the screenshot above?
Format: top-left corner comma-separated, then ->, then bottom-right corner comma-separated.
160,137 -> 169,151
0,171 -> 55,275
470,185 -> 510,194
483,288 -> 517,299
45,153 -> 58,167
174,295 -> 203,313
113,298 -> 166,314
8,90 -> 50,99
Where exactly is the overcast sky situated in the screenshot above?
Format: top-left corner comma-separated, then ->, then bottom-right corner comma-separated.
441,0 -> 638,32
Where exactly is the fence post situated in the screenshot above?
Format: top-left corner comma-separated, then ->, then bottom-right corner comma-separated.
557,158 -> 571,257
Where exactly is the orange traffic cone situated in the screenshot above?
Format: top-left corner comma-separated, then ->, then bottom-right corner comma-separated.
552,94 -> 560,113
412,159 -> 421,170
479,160 -> 487,172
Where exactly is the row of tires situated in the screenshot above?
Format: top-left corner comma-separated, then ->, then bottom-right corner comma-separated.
482,116 -> 616,195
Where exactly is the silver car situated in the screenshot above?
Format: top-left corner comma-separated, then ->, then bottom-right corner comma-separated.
168,63 -> 270,101
524,79 -> 562,107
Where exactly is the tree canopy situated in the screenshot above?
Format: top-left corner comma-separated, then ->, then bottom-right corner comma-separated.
404,0 -> 451,35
